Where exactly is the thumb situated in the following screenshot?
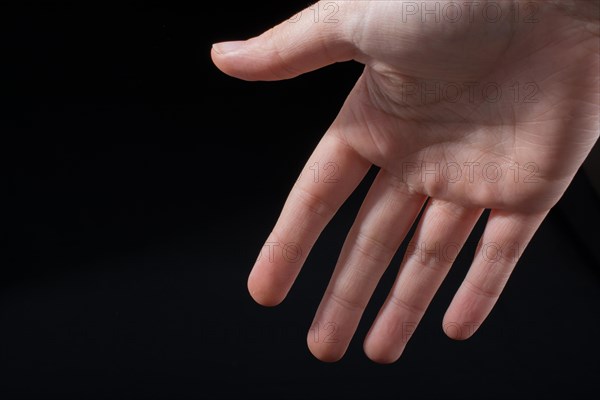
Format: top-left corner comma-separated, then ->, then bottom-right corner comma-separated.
211,2 -> 360,81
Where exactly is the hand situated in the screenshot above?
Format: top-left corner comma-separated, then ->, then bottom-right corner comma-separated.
211,0 -> 600,363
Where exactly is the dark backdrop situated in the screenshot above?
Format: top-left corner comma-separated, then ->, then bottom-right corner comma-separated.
1,2 -> 599,399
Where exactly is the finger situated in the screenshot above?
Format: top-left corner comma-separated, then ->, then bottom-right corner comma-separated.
211,2 -> 359,81
307,170 -> 427,362
443,210 -> 548,340
248,95 -> 371,307
364,200 -> 483,364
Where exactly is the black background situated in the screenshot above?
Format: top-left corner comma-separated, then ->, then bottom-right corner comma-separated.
1,2 -> 599,399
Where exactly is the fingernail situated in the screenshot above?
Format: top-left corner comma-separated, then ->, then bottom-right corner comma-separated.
212,41 -> 245,55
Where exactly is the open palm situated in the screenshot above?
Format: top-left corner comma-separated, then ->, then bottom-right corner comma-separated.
212,0 -> 600,363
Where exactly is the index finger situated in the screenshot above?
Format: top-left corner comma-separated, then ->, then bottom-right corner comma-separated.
248,95 -> 371,306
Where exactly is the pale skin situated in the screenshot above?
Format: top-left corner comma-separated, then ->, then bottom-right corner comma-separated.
211,0 -> 600,363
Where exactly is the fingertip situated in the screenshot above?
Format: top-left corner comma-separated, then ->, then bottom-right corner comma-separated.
363,329 -> 403,364
250,293 -> 285,308
363,343 -> 400,365
212,41 -> 245,56
247,271 -> 285,307
442,314 -> 480,340
307,337 -> 345,363
210,42 -> 244,79
443,327 -> 472,341
210,42 -> 271,81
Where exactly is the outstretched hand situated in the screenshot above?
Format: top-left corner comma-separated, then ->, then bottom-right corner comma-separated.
212,0 -> 600,363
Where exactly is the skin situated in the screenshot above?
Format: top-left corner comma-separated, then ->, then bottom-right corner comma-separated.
211,0 -> 600,363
